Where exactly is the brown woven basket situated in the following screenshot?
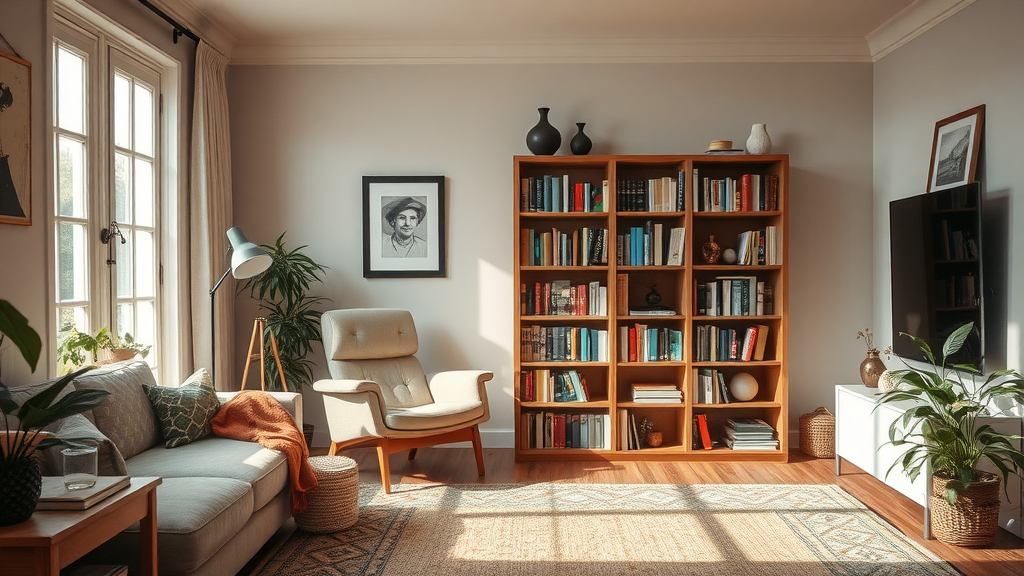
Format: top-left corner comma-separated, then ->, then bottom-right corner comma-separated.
295,455 -> 360,533
930,470 -> 1001,547
799,407 -> 835,458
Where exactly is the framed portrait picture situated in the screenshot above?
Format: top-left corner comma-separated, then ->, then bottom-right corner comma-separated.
0,48 -> 32,226
926,104 -> 984,193
363,175 -> 446,278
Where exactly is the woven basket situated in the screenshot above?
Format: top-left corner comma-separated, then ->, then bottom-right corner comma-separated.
799,407 -> 835,458
930,470 -> 1001,547
295,455 -> 359,533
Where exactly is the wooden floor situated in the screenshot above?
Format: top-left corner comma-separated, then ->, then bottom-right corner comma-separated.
245,447 -> 1024,575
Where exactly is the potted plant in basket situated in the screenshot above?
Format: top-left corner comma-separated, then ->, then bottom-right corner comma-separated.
0,299 -> 110,526
878,322 -> 1024,547
57,326 -> 151,373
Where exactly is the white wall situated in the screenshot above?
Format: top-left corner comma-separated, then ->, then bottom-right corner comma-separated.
873,0 -> 1024,375
228,62 -> 876,446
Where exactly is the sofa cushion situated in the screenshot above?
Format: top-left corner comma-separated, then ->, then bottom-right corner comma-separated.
5,376 -> 72,431
125,435 -> 288,511
145,369 -> 220,448
123,477 -> 254,575
72,361 -> 161,459
42,414 -> 128,476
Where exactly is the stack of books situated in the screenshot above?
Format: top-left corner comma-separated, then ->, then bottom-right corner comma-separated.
631,383 -> 682,404
723,418 -> 778,451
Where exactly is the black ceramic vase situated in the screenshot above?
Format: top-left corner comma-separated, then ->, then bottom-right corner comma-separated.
526,107 -> 561,155
570,122 -> 592,155
0,459 -> 42,526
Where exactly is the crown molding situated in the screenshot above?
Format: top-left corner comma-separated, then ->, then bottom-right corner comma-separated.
143,0 -> 237,57
867,0 -> 976,61
228,37 -> 873,66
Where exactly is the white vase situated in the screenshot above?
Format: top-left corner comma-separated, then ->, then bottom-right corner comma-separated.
745,123 -> 772,155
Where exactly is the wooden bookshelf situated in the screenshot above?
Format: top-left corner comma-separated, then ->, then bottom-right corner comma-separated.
514,154 -> 788,462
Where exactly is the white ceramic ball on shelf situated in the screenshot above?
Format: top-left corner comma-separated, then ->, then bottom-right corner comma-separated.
722,248 -> 737,264
729,372 -> 759,401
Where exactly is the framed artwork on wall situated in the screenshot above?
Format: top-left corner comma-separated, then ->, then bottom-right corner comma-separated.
363,175 -> 446,278
0,48 -> 31,226
926,104 -> 985,193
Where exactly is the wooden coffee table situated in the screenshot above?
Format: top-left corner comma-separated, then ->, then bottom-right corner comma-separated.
0,476 -> 161,576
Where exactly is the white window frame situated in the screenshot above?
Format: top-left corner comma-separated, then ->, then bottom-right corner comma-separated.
49,0 -> 183,385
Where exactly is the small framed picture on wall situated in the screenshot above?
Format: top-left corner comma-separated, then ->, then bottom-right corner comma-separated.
363,175 -> 446,278
926,104 -> 985,193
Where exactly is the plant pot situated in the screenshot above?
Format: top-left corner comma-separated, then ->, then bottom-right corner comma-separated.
96,348 -> 138,364
0,458 -> 42,526
930,470 -> 1001,547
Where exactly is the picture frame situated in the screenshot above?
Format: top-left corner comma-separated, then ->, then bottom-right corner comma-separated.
363,175 -> 446,278
0,48 -> 32,226
926,104 -> 984,193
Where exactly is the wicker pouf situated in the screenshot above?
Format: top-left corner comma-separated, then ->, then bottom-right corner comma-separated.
295,455 -> 359,533
799,407 -> 835,458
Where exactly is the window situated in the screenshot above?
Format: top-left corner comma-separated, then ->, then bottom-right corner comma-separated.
52,6 -> 180,383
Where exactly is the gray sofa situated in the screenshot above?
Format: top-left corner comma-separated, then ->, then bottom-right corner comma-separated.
21,361 -> 302,576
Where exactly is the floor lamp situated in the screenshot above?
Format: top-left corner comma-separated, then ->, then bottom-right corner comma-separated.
209,226 -> 272,383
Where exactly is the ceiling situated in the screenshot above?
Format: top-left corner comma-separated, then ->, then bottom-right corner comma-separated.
164,0 -> 975,64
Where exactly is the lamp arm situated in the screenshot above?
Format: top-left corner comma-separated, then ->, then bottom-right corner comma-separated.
209,267 -> 232,297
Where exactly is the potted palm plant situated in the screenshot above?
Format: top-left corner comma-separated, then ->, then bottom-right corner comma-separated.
878,322 -> 1024,547
0,299 -> 109,526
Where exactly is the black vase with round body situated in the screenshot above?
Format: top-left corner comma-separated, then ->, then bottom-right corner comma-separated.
570,123 -> 593,155
526,107 -> 561,155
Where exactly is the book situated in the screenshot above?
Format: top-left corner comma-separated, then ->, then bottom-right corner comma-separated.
37,475 -> 131,510
696,414 -> 713,450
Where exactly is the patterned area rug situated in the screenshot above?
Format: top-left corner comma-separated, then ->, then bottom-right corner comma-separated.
254,483 -> 961,576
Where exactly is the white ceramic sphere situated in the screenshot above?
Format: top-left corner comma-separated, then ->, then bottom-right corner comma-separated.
729,372 -> 759,401
722,248 -> 737,264
878,370 -> 902,393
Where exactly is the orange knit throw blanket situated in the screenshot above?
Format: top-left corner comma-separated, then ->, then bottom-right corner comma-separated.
211,391 -> 318,515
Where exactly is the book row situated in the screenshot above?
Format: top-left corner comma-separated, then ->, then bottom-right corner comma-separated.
722,418 -> 779,451
519,369 -> 592,403
520,326 -> 609,362
617,223 -> 685,267
733,226 -> 781,266
520,175 -> 608,213
935,274 -> 978,308
631,383 -> 682,403
693,369 -> 732,404
693,324 -> 770,362
618,324 -> 684,363
520,280 -> 608,317
938,220 -> 979,261
520,227 -> 608,267
692,171 -> 779,213
695,276 -> 772,317
615,173 -> 685,212
521,412 -> 613,450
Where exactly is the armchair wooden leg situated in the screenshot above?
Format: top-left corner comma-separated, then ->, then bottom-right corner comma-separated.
328,442 -> 339,456
471,425 -> 485,476
377,441 -> 392,494
408,448 -> 418,461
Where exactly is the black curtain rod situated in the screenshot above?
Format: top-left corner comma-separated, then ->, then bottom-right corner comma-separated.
137,0 -> 200,44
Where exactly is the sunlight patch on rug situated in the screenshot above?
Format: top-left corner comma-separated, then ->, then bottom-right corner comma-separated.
254,483 -> 961,576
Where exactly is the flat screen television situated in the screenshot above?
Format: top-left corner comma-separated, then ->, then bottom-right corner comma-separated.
889,182 -> 984,369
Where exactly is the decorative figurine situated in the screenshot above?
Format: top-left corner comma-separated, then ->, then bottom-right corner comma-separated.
702,235 -> 721,264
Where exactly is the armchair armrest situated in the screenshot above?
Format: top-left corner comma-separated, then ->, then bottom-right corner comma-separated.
217,391 -> 303,430
313,379 -> 390,441
427,370 -> 494,404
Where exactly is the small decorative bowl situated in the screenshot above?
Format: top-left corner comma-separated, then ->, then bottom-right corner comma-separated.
645,431 -> 663,448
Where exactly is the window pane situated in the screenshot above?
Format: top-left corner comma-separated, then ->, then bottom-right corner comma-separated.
57,306 -> 88,341
134,83 -> 154,156
114,152 -> 131,224
136,300 -> 155,367
117,231 -> 134,298
57,223 -> 88,302
134,158 -> 154,227
57,136 -> 86,218
135,230 -> 155,298
117,302 -> 135,339
57,47 -> 84,134
113,73 -> 131,149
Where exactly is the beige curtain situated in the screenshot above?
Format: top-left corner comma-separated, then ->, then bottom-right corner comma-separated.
190,41 -> 234,390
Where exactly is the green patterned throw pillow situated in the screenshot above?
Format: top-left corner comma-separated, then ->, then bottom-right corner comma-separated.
144,369 -> 220,448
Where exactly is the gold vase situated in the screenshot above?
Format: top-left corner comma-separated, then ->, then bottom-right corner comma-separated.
859,350 -> 885,388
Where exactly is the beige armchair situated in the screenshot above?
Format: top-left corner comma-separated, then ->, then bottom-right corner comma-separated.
314,308 -> 493,493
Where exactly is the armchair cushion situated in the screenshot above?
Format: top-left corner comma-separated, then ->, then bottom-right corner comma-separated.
385,400 -> 486,431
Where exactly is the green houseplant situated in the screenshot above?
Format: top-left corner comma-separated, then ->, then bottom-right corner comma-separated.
0,299 -> 109,526
240,232 -> 328,393
878,322 -> 1024,546
57,326 -> 151,373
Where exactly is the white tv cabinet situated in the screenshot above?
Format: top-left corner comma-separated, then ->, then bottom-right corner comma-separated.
835,384 -> 1022,539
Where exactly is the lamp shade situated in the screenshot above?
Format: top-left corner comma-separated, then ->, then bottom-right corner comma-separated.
226,226 -> 272,279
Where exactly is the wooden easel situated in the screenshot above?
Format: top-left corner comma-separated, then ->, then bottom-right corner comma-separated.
240,317 -> 288,391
